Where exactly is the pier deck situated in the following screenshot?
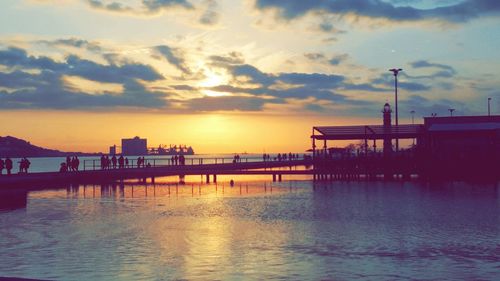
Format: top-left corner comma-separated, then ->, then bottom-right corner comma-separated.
0,159 -> 313,188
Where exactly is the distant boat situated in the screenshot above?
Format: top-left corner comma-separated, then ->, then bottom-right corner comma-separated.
148,144 -> 195,156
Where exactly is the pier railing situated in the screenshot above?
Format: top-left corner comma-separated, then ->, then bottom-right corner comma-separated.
82,156 -> 306,171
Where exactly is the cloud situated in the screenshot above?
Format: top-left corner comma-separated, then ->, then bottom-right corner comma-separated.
254,0 -> 500,23
85,0 -> 221,26
371,72 -> 432,92
87,0 -> 134,12
208,52 -> 245,65
409,60 -> 457,78
39,38 -> 103,53
0,46 -> 167,109
401,94 -> 473,116
328,54 -> 349,65
304,53 -> 326,61
142,0 -> 193,10
207,62 -> 373,107
304,52 -> 349,66
0,47 -> 66,72
199,0 -> 219,26
152,45 -> 191,74
86,0 -> 193,14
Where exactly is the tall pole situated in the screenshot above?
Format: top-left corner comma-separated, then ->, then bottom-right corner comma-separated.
410,110 -> 415,146
389,68 -> 402,152
488,97 -> 491,116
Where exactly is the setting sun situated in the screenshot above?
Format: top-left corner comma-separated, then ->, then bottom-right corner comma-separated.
199,68 -> 230,97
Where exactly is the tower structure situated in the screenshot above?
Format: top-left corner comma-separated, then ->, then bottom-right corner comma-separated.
383,103 -> 393,157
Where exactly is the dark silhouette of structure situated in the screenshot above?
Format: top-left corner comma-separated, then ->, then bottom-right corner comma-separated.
312,104 -> 499,181
122,136 -> 147,156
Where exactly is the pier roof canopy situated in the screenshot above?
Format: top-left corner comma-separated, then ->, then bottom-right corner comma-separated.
312,124 -> 424,140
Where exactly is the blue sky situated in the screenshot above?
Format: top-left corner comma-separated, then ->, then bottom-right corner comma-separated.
0,0 -> 499,124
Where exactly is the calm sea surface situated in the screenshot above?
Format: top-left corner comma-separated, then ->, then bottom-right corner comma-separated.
0,160 -> 499,280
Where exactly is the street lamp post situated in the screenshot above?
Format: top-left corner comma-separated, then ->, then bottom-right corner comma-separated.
488,97 -> 491,116
389,68 -> 402,152
410,110 -> 415,146
448,108 -> 455,117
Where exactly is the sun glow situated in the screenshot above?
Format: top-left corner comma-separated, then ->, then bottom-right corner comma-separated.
199,69 -> 230,97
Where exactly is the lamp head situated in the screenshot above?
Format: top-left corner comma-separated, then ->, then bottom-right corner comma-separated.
389,68 -> 403,76
383,103 -> 391,112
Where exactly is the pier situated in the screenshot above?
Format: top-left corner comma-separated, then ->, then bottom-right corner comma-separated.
0,158 -> 313,188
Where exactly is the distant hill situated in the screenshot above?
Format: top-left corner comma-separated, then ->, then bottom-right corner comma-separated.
0,136 -> 98,158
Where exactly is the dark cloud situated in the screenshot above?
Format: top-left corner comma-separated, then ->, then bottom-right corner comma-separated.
152,45 -> 191,74
209,52 -> 245,65
207,62 -> 373,107
86,0 -> 193,14
0,47 -> 66,72
328,54 -> 349,65
409,60 -> 457,79
66,55 -> 163,83
0,46 -> 167,109
372,73 -> 431,91
39,38 -> 103,53
304,52 -> 348,66
254,0 -> 500,23
199,0 -> 219,26
401,94 -> 472,117
85,0 -> 220,26
304,53 -> 326,61
87,0 -> 133,12
142,0 -> 193,10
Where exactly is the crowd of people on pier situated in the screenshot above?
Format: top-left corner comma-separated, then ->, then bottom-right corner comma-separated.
262,153 -> 301,162
0,157 -> 30,175
170,155 -> 186,165
59,156 -> 80,172
1,153 -> 307,175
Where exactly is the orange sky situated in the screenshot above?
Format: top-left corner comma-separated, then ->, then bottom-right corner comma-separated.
1,110 -> 377,154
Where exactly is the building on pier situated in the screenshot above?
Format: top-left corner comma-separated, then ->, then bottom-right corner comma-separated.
311,103 -> 500,180
122,136 -> 147,156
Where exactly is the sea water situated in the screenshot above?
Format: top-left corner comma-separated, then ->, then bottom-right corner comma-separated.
0,179 -> 499,280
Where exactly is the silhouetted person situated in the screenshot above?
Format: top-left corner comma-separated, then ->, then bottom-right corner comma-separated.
112,155 -> 117,169
100,155 -> 106,170
5,158 -> 12,175
0,159 -> 4,175
24,158 -> 30,173
125,157 -> 129,168
60,162 -> 67,173
72,156 -> 79,171
118,155 -> 124,169
230,179 -> 234,187
18,158 -> 30,173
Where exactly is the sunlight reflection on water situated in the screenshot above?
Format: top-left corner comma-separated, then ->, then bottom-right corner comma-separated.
0,180 -> 499,280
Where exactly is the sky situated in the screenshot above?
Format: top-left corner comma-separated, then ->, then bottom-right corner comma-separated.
0,0 -> 499,153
